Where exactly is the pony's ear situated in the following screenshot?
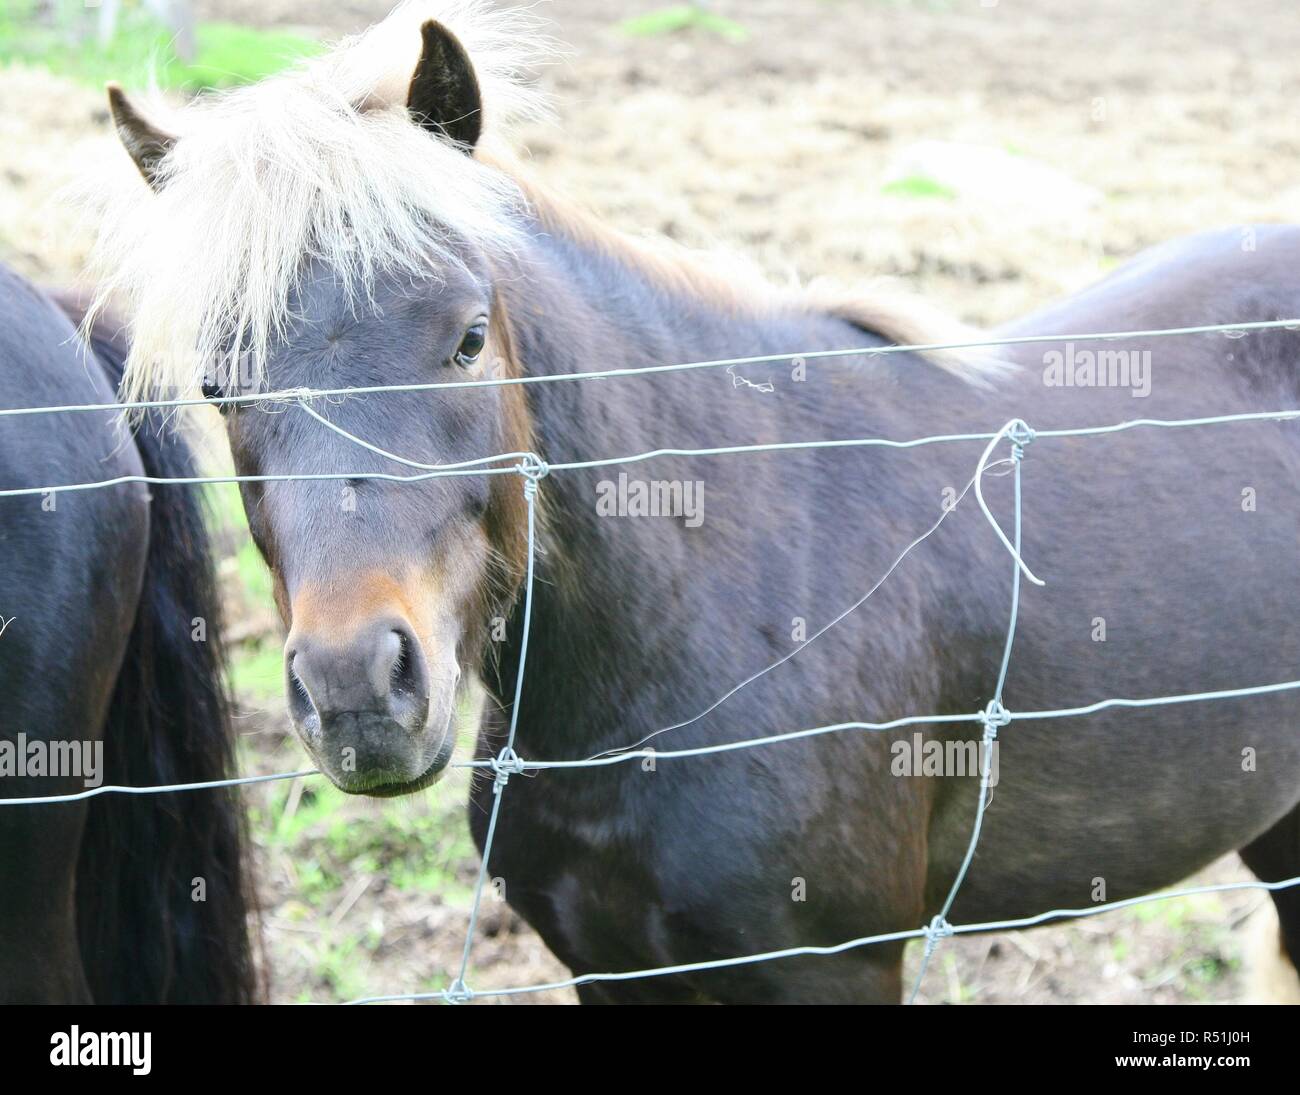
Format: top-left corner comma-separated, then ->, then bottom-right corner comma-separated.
106,84 -> 176,191
406,20 -> 482,151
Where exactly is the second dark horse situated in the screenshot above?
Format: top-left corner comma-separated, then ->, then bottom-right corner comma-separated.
0,264 -> 256,1003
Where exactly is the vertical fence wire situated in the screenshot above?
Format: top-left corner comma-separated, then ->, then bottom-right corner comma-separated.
907,421 -> 1030,1002
447,457 -> 547,1003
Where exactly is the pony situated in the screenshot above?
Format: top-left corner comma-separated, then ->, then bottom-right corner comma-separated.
94,2 -> 1299,1002
0,263 -> 257,1003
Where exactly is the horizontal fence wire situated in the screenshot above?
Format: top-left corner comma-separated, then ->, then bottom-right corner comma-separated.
1,316 -> 1298,1003
1,315 -> 1297,419
340,875 -> 1300,1005
6,679 -> 1298,803
0,408 -> 1297,500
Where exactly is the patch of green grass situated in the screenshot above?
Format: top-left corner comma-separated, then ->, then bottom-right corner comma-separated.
940,952 -> 975,1002
204,483 -> 271,599
231,534 -> 273,608
203,480 -> 241,526
0,3 -> 319,91
881,174 -> 958,201
203,480 -> 280,697
259,776 -> 475,907
298,937 -> 369,1001
1184,952 -> 1234,986
179,23 -> 321,90
229,638 -> 282,700
619,5 -> 749,43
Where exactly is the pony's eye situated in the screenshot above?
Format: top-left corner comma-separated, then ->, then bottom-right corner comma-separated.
455,323 -> 487,366
201,378 -> 228,412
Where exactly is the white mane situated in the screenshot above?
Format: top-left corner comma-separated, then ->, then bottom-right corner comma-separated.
85,1 -> 554,400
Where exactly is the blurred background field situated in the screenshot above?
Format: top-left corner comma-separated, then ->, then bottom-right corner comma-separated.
3,0 -> 1298,1002
0,0 -> 320,90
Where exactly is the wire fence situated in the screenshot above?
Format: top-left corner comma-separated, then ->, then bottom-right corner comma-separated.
2,317 -> 1299,1004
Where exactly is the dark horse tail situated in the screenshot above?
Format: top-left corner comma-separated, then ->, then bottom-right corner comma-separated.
54,295 -> 260,1003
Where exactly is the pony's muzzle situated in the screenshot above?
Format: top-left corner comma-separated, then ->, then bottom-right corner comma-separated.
284,618 -> 454,795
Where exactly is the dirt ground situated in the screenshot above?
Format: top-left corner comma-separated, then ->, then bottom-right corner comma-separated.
3,0 -> 1299,1004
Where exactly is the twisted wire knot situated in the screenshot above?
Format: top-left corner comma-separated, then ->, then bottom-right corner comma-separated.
272,388 -> 318,411
518,453 -> 549,500
979,699 -> 1011,738
1006,419 -> 1035,463
490,746 -> 526,794
922,914 -> 954,955
445,978 -> 474,1005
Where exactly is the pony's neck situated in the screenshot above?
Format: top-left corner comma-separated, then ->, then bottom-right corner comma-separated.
484,181 -> 898,756
477,172 -> 998,761
500,175 -> 783,393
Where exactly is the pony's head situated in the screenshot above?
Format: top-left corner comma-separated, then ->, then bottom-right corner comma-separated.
96,2 -> 548,795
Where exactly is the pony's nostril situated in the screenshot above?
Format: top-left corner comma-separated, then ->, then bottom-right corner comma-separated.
388,629 -> 421,698
389,629 -> 406,674
287,653 -> 320,736
383,626 -> 429,731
